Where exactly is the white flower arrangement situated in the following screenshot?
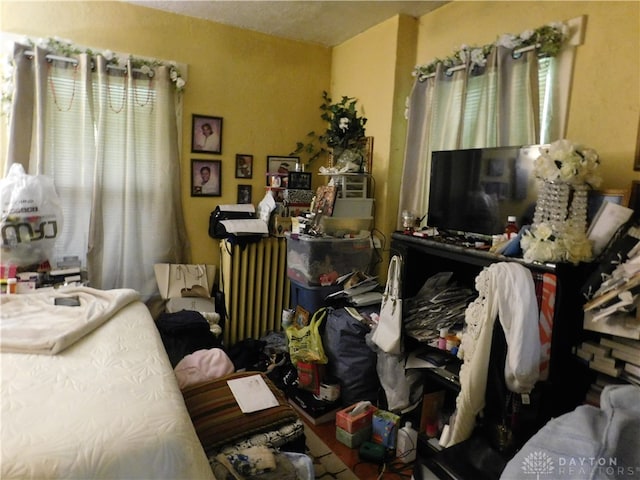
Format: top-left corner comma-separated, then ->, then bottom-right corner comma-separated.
1,36 -> 186,117
521,221 -> 593,265
533,139 -> 601,188
521,139 -> 600,265
413,21 -> 568,81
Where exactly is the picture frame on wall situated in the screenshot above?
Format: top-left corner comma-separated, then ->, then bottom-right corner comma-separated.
237,185 -> 252,204
267,156 -> 299,176
267,155 -> 299,188
191,159 -> 221,197
191,114 -> 223,154
235,154 -> 253,179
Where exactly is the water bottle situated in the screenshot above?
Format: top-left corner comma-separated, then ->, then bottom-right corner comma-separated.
396,421 -> 418,463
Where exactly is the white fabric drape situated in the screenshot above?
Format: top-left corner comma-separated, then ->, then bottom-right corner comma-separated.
398,44 -> 569,230
445,262 -> 540,447
6,43 -> 188,298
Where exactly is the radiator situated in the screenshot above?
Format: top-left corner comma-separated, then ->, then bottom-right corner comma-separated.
219,237 -> 290,346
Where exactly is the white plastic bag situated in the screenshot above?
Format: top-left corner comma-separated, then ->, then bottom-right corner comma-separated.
0,164 -> 63,267
376,350 -> 423,413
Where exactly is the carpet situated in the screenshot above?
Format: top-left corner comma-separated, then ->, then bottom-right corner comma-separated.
304,424 -> 359,480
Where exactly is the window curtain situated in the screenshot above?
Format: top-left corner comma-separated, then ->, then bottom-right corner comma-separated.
398,19 -> 582,230
6,42 -> 189,298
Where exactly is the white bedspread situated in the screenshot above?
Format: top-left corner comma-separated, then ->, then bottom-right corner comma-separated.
1,299 -> 215,479
0,286 -> 139,354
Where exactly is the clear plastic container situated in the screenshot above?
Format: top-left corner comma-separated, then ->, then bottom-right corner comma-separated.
285,233 -> 373,286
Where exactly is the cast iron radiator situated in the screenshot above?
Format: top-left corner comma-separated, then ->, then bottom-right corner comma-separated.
219,237 -> 290,347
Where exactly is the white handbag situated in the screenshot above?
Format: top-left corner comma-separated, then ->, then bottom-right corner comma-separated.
371,255 -> 403,355
153,263 -> 217,299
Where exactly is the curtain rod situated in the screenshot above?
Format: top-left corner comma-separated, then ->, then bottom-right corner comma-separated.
420,43 -> 539,80
23,50 -> 150,75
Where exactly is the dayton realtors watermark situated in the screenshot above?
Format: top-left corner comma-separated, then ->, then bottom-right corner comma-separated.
520,451 -> 640,478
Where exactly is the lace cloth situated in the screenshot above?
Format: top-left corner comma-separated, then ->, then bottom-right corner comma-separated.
446,262 -> 540,447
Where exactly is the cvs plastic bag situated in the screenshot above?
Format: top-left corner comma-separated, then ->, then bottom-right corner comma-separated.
286,307 -> 328,365
0,164 -> 63,267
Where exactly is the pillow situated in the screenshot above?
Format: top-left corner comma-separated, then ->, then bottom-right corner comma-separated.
182,371 -> 299,454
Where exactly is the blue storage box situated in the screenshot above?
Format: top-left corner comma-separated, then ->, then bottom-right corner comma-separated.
290,278 -> 341,314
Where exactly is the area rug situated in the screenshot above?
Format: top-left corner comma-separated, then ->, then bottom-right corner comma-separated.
304,424 -> 359,480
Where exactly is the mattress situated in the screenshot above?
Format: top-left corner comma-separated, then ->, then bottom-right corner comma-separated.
0,298 -> 215,479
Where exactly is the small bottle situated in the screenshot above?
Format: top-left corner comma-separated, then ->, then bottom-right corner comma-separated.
438,327 -> 448,350
504,216 -> 518,239
7,278 -> 17,294
396,421 -> 418,463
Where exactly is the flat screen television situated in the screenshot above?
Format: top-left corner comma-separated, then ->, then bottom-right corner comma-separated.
427,144 -> 546,239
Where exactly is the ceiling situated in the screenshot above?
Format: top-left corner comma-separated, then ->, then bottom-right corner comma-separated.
125,1 -> 448,47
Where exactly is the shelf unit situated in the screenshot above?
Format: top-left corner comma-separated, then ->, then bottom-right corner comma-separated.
391,232 -> 596,480
319,172 -> 371,199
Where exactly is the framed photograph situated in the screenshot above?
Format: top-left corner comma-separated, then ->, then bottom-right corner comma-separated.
587,189 -> 629,221
191,114 -> 223,154
237,184 -> 252,204
288,171 -> 312,190
267,156 -> 299,176
235,154 -> 253,179
191,159 -> 221,197
313,185 -> 337,216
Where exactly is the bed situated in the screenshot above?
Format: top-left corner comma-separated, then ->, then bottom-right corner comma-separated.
0,286 -> 215,479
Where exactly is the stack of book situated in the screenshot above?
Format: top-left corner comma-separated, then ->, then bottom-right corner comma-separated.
583,374 -> 626,407
44,266 -> 87,287
582,225 -> 640,338
576,335 -> 640,404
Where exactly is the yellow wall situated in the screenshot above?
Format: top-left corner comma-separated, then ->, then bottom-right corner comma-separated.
330,14 -> 417,274
0,0 -> 331,268
2,0 -> 639,274
415,1 -> 640,190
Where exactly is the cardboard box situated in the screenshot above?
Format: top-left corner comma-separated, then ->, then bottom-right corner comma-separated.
371,410 -> 400,449
336,425 -> 372,448
336,403 -> 377,434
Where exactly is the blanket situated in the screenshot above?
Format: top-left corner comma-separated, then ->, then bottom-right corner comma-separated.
500,384 -> 640,479
0,286 -> 140,354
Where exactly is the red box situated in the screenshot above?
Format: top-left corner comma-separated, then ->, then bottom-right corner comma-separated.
335,403 -> 377,434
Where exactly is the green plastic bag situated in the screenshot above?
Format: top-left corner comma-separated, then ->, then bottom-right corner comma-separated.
286,308 -> 328,365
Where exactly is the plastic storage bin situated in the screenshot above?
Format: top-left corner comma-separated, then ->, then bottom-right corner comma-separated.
290,278 -> 341,314
285,233 -> 373,286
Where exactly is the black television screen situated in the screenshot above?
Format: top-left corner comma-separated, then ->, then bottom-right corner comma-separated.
427,145 -> 544,238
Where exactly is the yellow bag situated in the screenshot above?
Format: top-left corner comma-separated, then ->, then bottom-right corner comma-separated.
286,308 -> 328,365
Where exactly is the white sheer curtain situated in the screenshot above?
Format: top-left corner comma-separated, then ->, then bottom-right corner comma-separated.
398,22 -> 580,229
6,42 -> 189,298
